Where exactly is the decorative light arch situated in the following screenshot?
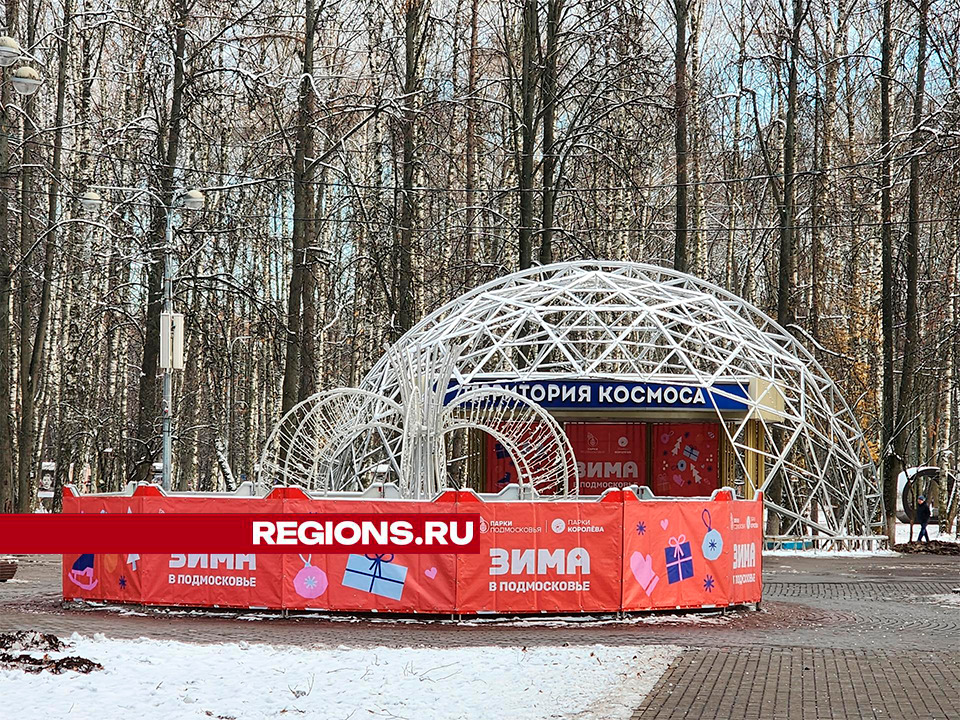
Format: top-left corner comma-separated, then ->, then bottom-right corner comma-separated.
257,388 -> 404,492
257,350 -> 579,498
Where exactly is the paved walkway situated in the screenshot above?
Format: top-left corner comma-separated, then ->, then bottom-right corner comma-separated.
632,647 -> 960,720
2,553 -> 959,718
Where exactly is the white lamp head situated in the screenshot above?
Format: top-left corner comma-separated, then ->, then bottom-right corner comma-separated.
80,190 -> 102,212
180,189 -> 205,211
11,65 -> 41,95
0,36 -> 20,68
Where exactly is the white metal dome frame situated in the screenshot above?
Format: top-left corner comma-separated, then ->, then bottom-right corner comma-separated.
354,261 -> 881,539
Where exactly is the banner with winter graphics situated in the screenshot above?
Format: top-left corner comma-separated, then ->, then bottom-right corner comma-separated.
62,486 -> 762,614
620,494 -> 764,611
652,423 -> 720,497
61,494 -> 145,604
728,499 -> 764,604
565,423 -> 647,495
455,495 -> 623,613
139,496 -> 285,609
278,498 -> 459,613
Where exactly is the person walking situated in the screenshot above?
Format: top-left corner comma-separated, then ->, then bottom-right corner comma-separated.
915,495 -> 931,543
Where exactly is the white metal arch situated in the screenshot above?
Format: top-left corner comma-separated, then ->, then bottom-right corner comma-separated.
441,386 -> 578,496
256,388 -> 403,493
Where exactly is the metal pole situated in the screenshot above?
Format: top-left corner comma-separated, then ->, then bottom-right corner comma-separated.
161,204 -> 175,491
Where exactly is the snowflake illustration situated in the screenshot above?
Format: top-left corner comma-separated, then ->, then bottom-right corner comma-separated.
636,521 -> 646,536
304,576 -> 317,589
708,538 -> 718,552
118,575 -> 127,589
703,575 -> 715,593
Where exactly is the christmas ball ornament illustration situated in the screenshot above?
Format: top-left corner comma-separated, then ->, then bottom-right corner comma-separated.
293,554 -> 328,599
701,509 -> 723,561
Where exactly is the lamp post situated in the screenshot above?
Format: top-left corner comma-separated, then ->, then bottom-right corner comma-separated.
89,186 -> 205,490
0,36 -> 43,96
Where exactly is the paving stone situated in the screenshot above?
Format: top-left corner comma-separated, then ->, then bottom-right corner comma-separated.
632,648 -> 960,720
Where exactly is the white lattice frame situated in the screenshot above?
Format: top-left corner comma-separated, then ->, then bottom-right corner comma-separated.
355,262 -> 880,539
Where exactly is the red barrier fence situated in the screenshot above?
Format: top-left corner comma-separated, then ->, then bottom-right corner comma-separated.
62,486 -> 763,614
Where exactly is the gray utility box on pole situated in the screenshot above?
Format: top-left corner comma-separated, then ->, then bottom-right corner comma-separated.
160,312 -> 185,370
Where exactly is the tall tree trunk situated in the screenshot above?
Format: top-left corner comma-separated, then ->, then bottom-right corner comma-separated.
464,0 -> 479,287
397,0 -> 424,334
281,0 -> 317,413
540,0 -> 562,265
0,0 -> 19,512
38,0 -> 73,508
810,94 -> 822,342
777,0 -> 803,334
673,0 -> 688,272
892,0 -> 929,536
518,0 -> 537,270
16,0 -> 39,512
725,0 -> 746,293
689,0 -> 703,274
880,0 -> 896,543
767,0 -> 804,535
298,180 -> 321,403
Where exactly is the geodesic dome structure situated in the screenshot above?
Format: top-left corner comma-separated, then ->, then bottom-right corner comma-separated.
354,262 -> 881,538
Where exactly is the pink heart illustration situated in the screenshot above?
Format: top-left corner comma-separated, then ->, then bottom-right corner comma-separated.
660,519 -> 669,530
424,567 -> 438,580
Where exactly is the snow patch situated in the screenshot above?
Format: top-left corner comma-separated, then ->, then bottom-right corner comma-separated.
928,593 -> 960,608
0,635 -> 680,720
763,549 -> 899,558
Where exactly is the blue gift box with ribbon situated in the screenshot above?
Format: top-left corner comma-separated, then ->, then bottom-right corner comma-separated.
663,535 -> 694,584
342,553 -> 408,600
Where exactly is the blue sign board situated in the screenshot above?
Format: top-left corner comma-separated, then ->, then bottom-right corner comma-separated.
445,379 -> 749,412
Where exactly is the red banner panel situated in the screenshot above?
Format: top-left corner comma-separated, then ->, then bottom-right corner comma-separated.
622,497 -> 734,610
62,488 -> 763,614
565,423 -> 646,495
456,500 -> 623,613
278,499 -> 460,613
652,423 -> 720,497
728,499 -> 764,604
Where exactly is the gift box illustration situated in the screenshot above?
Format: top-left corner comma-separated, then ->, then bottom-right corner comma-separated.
663,535 -> 694,584
342,553 -> 407,600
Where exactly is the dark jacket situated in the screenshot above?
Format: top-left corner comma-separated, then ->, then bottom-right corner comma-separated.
915,501 -> 931,525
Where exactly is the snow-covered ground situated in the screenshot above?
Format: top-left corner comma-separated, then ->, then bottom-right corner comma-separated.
928,592 -> 960,608
0,634 -> 679,720
91,604 -> 738,627
764,522 -> 957,557
895,521 -> 956,544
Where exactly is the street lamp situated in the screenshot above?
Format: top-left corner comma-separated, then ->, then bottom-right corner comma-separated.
160,189 -> 205,487
0,36 -> 20,67
11,66 -> 41,96
80,190 -> 102,212
89,185 -> 206,490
